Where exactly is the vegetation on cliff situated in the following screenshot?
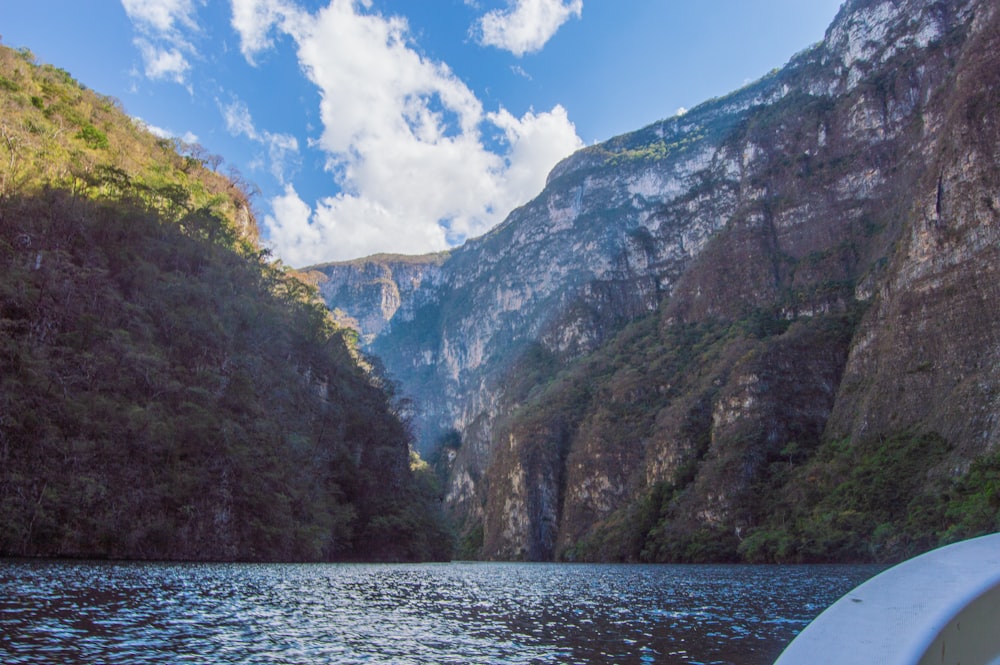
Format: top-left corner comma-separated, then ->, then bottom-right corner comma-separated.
474,298 -> 1000,564
422,0 -> 1000,564
214,0 -> 998,565
0,43 -> 451,561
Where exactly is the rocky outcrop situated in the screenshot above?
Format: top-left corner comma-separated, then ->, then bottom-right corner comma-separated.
311,0 -> 1000,561
825,2 -> 1000,457
305,253 -> 448,343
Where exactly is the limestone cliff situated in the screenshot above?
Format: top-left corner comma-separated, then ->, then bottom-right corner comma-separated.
304,252 -> 449,343
310,0 -> 1000,562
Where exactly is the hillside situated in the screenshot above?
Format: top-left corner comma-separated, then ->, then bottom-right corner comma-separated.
312,0 -> 1000,562
0,43 -> 451,562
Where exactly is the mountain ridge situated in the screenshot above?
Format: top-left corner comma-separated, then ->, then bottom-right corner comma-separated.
310,0 -> 1000,562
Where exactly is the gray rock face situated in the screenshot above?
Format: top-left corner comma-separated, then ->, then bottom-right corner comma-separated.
306,253 -> 448,342
309,0 -> 1000,560
825,0 -> 1000,457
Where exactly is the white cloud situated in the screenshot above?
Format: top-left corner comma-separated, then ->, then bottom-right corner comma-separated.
231,0 -> 583,266
229,0 -> 294,63
265,133 -> 300,184
510,64 -> 532,80
222,99 -> 300,184
263,185 -> 323,262
264,186 -> 450,267
135,118 -> 199,145
121,0 -> 203,83
121,0 -> 200,33
134,40 -> 191,84
222,99 -> 261,140
488,104 -> 581,207
474,0 -> 582,57
137,119 -> 172,139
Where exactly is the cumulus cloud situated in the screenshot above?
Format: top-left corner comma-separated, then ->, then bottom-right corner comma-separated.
474,0 -> 582,57
121,0 -> 202,83
231,0 -> 583,266
229,0 -> 294,63
264,186 -> 450,266
488,104 -> 581,206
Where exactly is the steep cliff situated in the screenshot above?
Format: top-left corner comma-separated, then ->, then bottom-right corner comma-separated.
304,253 -> 449,343
313,0 -> 1000,562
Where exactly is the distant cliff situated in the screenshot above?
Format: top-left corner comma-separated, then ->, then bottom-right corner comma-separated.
311,0 -> 1000,562
303,253 -> 449,343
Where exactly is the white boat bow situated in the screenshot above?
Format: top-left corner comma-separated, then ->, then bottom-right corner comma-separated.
774,533 -> 1000,665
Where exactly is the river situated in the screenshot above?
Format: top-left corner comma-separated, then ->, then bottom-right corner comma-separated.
0,560 -> 879,664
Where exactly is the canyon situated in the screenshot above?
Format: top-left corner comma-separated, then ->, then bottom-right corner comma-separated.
307,0 -> 1000,562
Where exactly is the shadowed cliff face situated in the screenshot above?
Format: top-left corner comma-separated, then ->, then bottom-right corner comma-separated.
824,2 -> 1000,457
311,0 -> 1000,561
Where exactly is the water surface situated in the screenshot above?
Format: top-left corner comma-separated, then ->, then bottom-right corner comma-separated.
0,560 -> 879,664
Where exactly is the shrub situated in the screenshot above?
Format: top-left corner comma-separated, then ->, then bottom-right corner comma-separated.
76,124 -> 109,149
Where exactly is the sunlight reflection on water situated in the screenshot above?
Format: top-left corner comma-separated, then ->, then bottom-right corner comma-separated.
0,560 -> 879,664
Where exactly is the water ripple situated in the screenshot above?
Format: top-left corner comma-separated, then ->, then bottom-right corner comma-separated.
0,560 -> 878,664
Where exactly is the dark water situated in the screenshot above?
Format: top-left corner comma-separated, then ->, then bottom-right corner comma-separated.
0,560 -> 879,664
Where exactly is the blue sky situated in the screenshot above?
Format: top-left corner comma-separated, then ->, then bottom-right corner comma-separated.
2,1 -> 844,266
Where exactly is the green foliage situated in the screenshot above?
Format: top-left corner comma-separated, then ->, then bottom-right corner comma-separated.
0,42 -> 255,238
502,280 -> 980,565
738,432 -> 956,563
0,188 -> 450,562
502,314 -> 741,563
580,424 -> 994,565
938,452 -> 1000,541
76,124 -> 109,149
456,522 -> 485,560
646,526 -> 741,563
603,131 -> 707,167
739,306 -> 792,339
0,42 -> 451,563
